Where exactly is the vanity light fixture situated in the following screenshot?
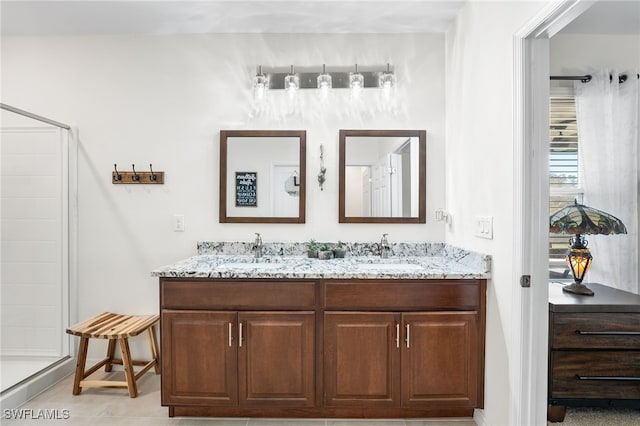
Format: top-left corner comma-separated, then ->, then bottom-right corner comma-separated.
349,64 -> 364,95
284,65 -> 300,93
253,65 -> 268,99
379,63 -> 396,90
317,64 -> 332,90
252,64 -> 396,92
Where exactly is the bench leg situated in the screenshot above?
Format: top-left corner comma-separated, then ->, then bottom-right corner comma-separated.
147,325 -> 160,374
72,337 -> 89,395
104,339 -> 117,372
119,337 -> 137,398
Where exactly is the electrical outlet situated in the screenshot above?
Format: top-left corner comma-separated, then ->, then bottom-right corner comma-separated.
474,216 -> 493,239
173,214 -> 185,232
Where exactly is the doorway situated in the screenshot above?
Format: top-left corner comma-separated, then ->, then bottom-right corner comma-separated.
512,1 -> 597,424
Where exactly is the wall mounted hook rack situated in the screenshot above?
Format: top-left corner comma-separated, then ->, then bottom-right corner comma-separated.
112,163 -> 164,184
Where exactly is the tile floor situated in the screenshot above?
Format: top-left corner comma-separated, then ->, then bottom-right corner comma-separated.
2,372 -> 477,426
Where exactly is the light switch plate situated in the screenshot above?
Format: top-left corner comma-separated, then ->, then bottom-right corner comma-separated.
474,216 -> 493,239
173,214 -> 185,232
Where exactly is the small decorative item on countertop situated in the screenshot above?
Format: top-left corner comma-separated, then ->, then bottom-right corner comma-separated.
333,241 -> 347,258
318,243 -> 333,260
307,239 -> 318,258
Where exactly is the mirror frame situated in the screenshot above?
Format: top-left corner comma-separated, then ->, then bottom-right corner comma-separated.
339,129 -> 426,223
219,130 -> 306,223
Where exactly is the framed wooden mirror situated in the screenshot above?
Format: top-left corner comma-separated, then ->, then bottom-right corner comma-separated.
339,129 -> 426,223
220,130 -> 306,223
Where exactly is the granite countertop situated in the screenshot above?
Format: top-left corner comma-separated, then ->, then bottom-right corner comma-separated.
151,242 -> 491,280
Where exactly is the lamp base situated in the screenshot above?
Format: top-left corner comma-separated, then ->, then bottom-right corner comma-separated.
562,282 -> 595,296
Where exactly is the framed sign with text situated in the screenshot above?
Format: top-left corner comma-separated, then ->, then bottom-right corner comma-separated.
235,172 -> 257,207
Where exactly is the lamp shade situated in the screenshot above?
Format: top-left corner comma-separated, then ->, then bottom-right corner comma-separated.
549,201 -> 626,296
549,200 -> 627,236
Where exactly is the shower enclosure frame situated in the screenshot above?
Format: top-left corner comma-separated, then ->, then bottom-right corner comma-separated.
0,103 -> 78,409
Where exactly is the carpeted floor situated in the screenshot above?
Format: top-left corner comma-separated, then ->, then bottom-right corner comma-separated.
550,407 -> 640,425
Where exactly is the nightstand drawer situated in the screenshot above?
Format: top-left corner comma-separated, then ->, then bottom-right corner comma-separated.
551,312 -> 640,349
550,351 -> 640,399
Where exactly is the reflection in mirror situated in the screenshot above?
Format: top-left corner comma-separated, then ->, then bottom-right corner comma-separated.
220,130 -> 306,223
339,130 -> 426,223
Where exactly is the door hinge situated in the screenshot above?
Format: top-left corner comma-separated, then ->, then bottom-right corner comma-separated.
520,275 -> 531,288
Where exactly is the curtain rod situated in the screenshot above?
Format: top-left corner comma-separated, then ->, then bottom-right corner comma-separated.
550,73 -> 640,84
550,75 -> 592,83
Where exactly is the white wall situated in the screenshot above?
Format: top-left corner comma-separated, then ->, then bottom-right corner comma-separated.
445,2 -> 550,425
1,33 -> 445,359
551,33 -> 640,75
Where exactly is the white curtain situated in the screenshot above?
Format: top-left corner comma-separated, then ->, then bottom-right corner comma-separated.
575,70 -> 639,293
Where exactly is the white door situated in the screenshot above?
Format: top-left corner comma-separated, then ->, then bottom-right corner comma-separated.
271,165 -> 299,217
361,166 -> 372,217
372,155 -> 391,216
389,153 -> 402,217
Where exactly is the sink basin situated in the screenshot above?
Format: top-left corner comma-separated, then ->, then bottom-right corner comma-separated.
355,263 -> 423,272
218,263 -> 283,270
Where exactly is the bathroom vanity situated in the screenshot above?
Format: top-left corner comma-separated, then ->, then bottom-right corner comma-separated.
152,242 -> 490,418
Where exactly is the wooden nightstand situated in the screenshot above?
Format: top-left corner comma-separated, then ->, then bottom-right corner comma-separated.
548,282 -> 640,422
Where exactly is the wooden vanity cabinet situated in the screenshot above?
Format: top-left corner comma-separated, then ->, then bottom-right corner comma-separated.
402,312 -> 479,407
323,281 -> 482,410
324,312 -> 400,407
160,279 -> 316,411
159,277 -> 486,418
162,310 -> 238,406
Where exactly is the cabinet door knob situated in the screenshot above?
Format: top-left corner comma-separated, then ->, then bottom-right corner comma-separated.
576,330 -> 640,336
395,323 -> 400,348
405,323 -> 410,349
576,374 -> 640,381
239,322 -> 244,347
228,323 -> 233,347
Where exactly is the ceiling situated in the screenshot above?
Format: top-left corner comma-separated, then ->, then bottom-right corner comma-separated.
561,1 -> 640,34
1,1 -> 636,37
0,1 -> 466,35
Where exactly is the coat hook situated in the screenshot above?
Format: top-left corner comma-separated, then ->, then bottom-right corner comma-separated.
149,163 -> 157,181
132,164 -> 140,181
113,164 -> 122,181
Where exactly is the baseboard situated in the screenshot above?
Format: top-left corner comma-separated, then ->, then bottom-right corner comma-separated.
474,408 -> 487,426
0,357 -> 75,410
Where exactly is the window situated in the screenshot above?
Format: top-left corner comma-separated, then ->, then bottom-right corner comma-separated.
549,90 -> 583,268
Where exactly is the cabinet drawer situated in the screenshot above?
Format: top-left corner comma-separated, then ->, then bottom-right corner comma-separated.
550,351 -> 640,399
551,313 -> 640,349
161,279 -> 315,309
324,280 -> 480,310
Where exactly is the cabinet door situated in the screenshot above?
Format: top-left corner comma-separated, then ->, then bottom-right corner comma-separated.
324,312 -> 400,407
238,311 -> 315,407
402,312 -> 479,407
161,310 -> 238,406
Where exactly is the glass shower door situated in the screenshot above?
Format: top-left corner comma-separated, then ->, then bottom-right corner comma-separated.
1,117 -> 71,393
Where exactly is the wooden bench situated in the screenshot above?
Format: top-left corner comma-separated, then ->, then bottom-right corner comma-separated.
66,312 -> 160,398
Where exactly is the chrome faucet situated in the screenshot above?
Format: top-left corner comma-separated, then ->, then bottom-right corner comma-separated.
252,233 -> 263,258
379,233 -> 391,258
